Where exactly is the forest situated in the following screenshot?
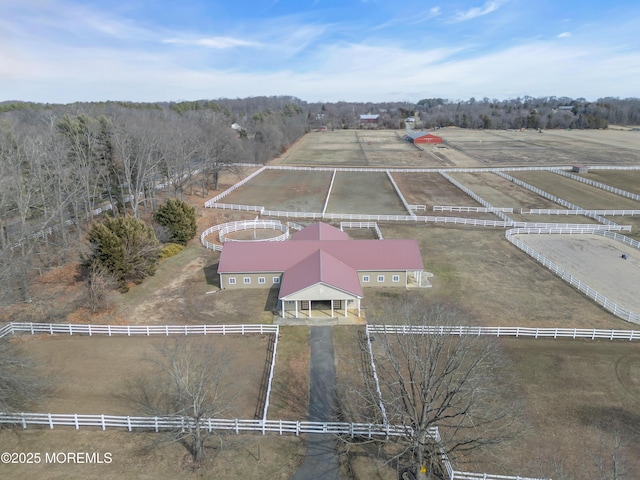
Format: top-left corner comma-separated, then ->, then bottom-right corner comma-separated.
1,94 -> 639,309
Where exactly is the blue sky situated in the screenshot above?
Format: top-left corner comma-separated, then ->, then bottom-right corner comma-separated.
1,0 -> 639,103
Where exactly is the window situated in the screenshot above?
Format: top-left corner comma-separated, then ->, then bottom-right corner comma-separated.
228,277 -> 236,285
273,277 -> 280,284
362,275 -> 370,283
258,277 -> 265,284
392,275 -> 400,283
243,277 -> 251,284
377,275 -> 385,283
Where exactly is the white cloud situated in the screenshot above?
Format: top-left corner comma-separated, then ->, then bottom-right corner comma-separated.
163,37 -> 261,49
558,32 -> 572,38
452,1 -> 506,23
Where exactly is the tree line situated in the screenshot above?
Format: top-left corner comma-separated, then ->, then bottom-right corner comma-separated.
0,98 -> 309,307
1,93 -> 638,305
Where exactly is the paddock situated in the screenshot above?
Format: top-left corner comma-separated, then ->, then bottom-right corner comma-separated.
512,233 -> 640,316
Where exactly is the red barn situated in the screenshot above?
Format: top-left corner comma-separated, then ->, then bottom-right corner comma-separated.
406,131 -> 443,144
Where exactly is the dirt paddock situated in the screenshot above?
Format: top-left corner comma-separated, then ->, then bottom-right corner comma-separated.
14,334 -> 271,419
515,233 -> 640,316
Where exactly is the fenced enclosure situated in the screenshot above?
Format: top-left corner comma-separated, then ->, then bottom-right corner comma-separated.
506,228 -> 640,324
0,322 -> 280,422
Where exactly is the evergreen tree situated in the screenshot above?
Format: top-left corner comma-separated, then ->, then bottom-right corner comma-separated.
85,216 -> 160,292
153,198 -> 197,246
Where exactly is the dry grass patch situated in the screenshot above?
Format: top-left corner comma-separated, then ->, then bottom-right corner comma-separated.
0,429 -> 303,480
268,326 -> 310,421
16,334 -> 268,419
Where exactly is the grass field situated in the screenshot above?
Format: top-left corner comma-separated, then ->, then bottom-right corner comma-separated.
576,170 -> 640,195
5,127 -> 640,480
222,169 -> 332,212
325,172 -> 409,215
19,334 -> 268,419
510,170 -> 640,210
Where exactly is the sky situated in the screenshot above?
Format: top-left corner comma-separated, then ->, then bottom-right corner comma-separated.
1,0 -> 639,104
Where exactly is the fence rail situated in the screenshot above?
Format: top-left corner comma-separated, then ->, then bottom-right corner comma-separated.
367,324 -> 639,340
204,166 -> 267,206
493,171 -> 617,227
550,168 -> 640,201
387,170 -> 416,217
340,222 -> 384,239
0,413 -> 409,437
440,172 -> 515,224
434,206 -> 514,213
523,208 -> 640,216
0,322 -> 278,339
505,228 -> 640,324
218,220 -> 288,244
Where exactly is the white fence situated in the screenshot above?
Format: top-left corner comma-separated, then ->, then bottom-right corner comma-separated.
340,222 -> 384,239
434,206 -> 514,213
367,324 -> 639,340
440,172 -> 515,224
410,204 -> 427,211
262,326 -> 279,421
523,208 -> 640,216
322,169 -> 337,215
493,171 -> 618,227
0,322 -> 278,339
0,413 -> 409,438
204,165 -> 267,207
505,228 -> 640,325
386,170 -> 416,217
550,168 -> 640,201
218,220 -> 288,244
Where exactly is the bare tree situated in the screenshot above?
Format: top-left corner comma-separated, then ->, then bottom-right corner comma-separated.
129,339 -> 236,464
83,262 -> 117,313
339,296 -> 522,480
588,424 -> 629,480
0,338 -> 52,413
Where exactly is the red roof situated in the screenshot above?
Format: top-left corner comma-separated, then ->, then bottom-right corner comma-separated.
217,222 -> 423,299
279,249 -> 363,298
290,222 -> 349,241
218,238 -> 423,273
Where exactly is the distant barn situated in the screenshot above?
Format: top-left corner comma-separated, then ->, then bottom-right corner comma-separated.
359,114 -> 380,123
405,131 -> 443,144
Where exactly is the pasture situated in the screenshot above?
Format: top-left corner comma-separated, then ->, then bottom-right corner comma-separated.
513,233 -> 640,314
4,127 -> 640,480
510,170 -> 640,210
17,334 -> 269,419
221,169 -> 332,212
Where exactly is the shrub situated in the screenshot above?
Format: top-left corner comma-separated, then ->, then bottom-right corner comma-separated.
85,216 -> 160,292
160,243 -> 185,260
153,198 -> 197,246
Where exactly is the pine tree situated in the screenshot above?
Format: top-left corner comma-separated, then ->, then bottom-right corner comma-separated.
153,198 -> 197,246
85,216 -> 160,292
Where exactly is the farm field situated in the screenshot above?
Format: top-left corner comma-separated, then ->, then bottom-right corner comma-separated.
498,339 -> 640,479
325,171 -> 409,215
436,128 -> 640,166
509,170 -> 640,210
19,335 -> 269,419
449,171 -> 564,210
221,169 -> 331,212
371,225 -> 629,330
513,233 -> 640,315
391,172 -> 495,220
278,130 -> 367,165
576,169 -> 640,195
0,429 -> 303,480
333,322 -> 640,479
5,125 -> 640,480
